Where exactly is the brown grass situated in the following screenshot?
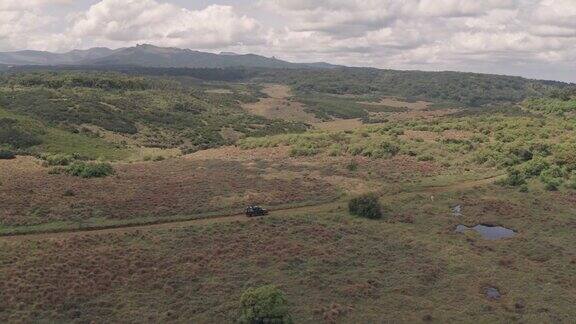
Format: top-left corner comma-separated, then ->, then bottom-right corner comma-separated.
360,97 -> 432,111
0,155 -> 337,227
314,118 -> 365,131
242,84 -> 320,123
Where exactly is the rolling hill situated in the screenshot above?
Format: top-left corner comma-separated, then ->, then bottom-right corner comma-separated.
0,44 -> 336,69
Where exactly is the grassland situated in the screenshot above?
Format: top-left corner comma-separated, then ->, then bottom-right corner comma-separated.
3,180 -> 576,323
2,69 -> 576,323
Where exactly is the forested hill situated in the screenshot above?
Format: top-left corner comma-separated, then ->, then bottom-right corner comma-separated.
3,64 -> 572,108
259,68 -> 572,107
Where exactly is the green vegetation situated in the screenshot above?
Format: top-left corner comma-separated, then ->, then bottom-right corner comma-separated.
0,71 -> 307,158
238,285 -> 292,324
348,193 -> 383,219
0,117 -> 42,149
41,153 -> 77,166
263,68 -> 566,107
3,66 -> 576,323
241,108 -> 576,191
298,94 -> 369,120
0,149 -> 15,159
523,97 -> 576,115
62,161 -> 115,178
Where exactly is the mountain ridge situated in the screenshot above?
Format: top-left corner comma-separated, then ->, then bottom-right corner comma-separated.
0,44 -> 339,69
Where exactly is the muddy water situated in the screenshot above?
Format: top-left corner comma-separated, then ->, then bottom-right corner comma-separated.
484,287 -> 501,300
455,224 -> 516,240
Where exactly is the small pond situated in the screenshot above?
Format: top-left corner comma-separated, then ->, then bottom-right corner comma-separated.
455,224 -> 516,240
484,287 -> 501,300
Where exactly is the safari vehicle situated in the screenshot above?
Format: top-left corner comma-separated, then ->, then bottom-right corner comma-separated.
245,205 -> 269,217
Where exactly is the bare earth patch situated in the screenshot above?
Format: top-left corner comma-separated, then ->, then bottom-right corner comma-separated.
314,118 -> 365,131
205,88 -> 233,94
360,97 -> 432,111
187,145 -> 291,161
371,108 -> 459,122
242,84 -> 320,123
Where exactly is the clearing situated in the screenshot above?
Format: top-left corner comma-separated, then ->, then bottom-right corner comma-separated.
242,84 -> 320,124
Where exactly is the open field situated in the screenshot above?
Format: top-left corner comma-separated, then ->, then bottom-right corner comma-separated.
0,153 -> 340,234
3,180 -> 576,323
2,68 -> 576,323
360,97 -> 432,110
242,84 -> 320,124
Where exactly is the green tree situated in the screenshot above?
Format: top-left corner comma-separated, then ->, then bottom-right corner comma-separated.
238,285 -> 292,324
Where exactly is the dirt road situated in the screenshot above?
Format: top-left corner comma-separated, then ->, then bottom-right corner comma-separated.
0,175 -> 503,242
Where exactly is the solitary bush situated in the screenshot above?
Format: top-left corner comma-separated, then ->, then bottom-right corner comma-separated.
65,162 -> 114,178
0,149 -> 16,160
238,285 -> 292,324
348,193 -> 383,219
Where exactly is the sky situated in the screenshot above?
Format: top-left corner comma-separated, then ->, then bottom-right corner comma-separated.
2,0 -> 576,82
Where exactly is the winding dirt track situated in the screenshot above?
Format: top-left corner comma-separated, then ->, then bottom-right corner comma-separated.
0,202 -> 344,242
0,175 -> 503,242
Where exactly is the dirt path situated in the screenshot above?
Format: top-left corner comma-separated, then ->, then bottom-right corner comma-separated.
0,202 -> 344,242
420,175 -> 504,193
0,175 -> 504,242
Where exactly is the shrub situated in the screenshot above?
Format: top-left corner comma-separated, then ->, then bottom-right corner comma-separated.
65,162 -> 114,178
541,165 -> 566,179
521,158 -> 549,177
499,168 -> 526,187
348,193 -> 383,219
567,179 -> 576,190
417,154 -> 435,162
42,153 -> 75,166
0,118 -> 42,149
542,177 -> 562,191
346,159 -> 359,171
238,285 -> 292,324
289,144 -> 318,157
0,149 -> 16,160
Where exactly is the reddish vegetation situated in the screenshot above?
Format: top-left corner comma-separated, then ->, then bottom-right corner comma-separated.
0,215 -> 437,323
0,156 -> 337,226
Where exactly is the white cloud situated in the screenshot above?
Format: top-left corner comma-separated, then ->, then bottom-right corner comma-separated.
0,0 -> 71,10
252,0 -> 576,80
0,0 -> 76,52
2,0 -> 576,81
71,0 -> 263,49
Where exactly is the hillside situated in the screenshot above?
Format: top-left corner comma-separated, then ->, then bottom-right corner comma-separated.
0,48 -> 115,66
0,45 -> 331,69
0,71 -> 307,159
262,68 -> 570,107
4,61 -> 576,323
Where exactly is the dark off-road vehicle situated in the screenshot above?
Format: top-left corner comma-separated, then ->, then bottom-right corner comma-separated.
245,205 -> 269,217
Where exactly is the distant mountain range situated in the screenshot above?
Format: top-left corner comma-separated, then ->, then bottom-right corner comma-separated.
0,44 -> 338,69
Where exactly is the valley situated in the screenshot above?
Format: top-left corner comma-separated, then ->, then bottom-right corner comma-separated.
2,65 -> 576,323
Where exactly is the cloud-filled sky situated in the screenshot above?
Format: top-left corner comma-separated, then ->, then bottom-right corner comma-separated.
2,0 -> 576,82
